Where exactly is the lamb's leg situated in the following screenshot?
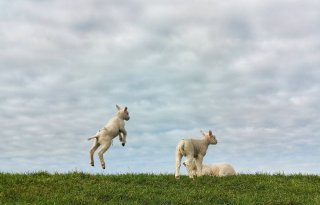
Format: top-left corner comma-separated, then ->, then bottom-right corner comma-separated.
118,132 -> 123,143
195,155 -> 204,177
119,132 -> 126,146
186,159 -> 197,177
89,139 -> 100,167
185,156 -> 195,179
119,129 -> 127,146
98,140 -> 112,169
175,150 -> 183,179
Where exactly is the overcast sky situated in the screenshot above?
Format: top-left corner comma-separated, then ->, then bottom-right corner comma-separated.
1,0 -> 319,175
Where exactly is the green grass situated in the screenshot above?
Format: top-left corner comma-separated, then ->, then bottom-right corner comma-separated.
0,172 -> 319,205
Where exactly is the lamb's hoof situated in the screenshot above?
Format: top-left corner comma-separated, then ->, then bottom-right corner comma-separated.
122,143 -> 125,146
175,176 -> 180,180
90,162 -> 94,167
102,164 -> 105,169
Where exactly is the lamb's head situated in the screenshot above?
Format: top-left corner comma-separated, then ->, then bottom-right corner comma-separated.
183,159 -> 197,176
202,130 -> 217,145
183,160 -> 196,170
116,105 -> 130,121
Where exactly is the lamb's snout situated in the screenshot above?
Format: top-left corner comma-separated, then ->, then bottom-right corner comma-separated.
210,136 -> 218,145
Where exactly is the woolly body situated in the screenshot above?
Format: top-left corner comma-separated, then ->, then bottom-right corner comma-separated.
188,163 -> 236,176
175,130 -> 217,179
88,105 -> 130,169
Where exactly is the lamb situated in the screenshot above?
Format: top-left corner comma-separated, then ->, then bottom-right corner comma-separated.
88,105 -> 130,169
175,130 -> 218,179
183,162 -> 236,176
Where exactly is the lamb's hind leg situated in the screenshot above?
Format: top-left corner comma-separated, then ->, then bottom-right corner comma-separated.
89,139 -> 100,166
175,149 -> 183,179
98,140 -> 112,169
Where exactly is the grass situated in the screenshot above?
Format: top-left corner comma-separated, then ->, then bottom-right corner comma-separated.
0,172 -> 319,204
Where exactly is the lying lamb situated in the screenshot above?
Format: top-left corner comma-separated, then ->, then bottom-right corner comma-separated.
183,162 -> 236,176
88,105 -> 130,169
175,130 -> 218,179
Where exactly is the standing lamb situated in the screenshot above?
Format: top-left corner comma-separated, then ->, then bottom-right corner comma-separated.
175,130 -> 218,179
183,162 -> 236,176
88,105 -> 130,169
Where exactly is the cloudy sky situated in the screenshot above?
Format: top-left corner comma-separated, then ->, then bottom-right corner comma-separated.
1,0 -> 319,175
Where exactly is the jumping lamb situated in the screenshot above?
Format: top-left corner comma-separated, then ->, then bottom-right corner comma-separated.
88,105 -> 130,169
175,130 -> 218,179
183,162 -> 236,176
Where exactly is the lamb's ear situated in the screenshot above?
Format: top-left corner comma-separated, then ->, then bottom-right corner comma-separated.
116,105 -> 121,110
124,107 -> 128,112
209,130 -> 212,136
200,130 -> 205,136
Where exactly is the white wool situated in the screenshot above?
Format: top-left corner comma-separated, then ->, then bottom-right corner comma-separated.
88,105 -> 130,169
188,162 -> 236,176
175,130 -> 218,179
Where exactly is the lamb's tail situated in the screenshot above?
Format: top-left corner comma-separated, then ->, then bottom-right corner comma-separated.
87,134 -> 99,141
177,139 -> 185,153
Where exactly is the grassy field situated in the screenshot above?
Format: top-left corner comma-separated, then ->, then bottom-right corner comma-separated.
0,172 -> 319,205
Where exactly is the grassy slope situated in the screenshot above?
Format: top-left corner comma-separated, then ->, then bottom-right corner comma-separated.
0,172 -> 320,205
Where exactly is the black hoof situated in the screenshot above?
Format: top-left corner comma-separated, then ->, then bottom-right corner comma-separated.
122,143 -> 125,146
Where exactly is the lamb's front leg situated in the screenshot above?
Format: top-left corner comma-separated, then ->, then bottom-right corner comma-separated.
195,155 -> 204,177
118,132 -> 123,143
119,129 -> 127,146
185,156 -> 196,179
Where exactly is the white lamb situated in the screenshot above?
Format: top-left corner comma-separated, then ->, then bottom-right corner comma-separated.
183,162 -> 236,176
88,105 -> 130,169
175,130 -> 218,179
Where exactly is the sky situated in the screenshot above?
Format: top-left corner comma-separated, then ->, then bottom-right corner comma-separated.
0,0 -> 319,175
